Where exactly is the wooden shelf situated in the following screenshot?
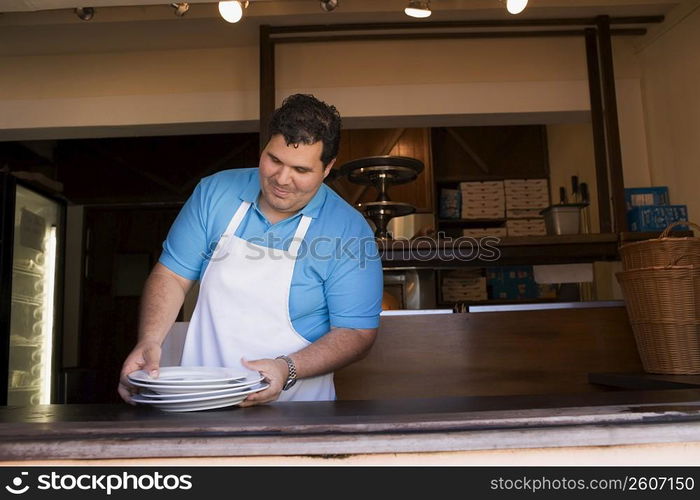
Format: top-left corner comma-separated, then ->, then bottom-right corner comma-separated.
380,231 -> 692,268
380,232 -> 610,268
437,298 -> 560,309
438,218 -> 505,225
435,175 -> 547,183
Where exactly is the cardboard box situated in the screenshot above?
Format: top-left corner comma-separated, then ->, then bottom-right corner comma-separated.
462,227 -> 507,238
506,218 -> 546,236
460,181 -> 505,192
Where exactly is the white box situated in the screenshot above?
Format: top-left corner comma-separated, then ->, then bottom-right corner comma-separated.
462,227 -> 507,238
507,208 -> 543,219
506,218 -> 547,236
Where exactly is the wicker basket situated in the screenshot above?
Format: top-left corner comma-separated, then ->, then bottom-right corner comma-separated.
616,265 -> 700,374
628,321 -> 700,375
619,221 -> 700,270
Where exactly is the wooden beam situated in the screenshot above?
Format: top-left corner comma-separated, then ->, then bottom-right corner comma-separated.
596,16 -> 628,232
274,29 -> 646,44
259,24 -> 275,153
585,28 -> 612,233
268,16 -> 664,35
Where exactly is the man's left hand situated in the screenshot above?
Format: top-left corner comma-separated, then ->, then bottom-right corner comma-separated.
238,357 -> 289,406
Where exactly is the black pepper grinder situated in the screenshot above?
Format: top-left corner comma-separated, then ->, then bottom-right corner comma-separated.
580,182 -> 591,234
571,175 -> 579,204
559,186 -> 568,204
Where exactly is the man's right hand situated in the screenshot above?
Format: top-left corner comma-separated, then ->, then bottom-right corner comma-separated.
117,340 -> 162,404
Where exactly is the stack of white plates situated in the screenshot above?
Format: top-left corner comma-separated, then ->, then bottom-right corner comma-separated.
127,366 -> 268,412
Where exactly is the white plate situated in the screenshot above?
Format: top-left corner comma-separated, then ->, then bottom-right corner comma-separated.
127,366 -> 247,385
138,380 -> 265,400
132,382 -> 269,406
159,396 -> 248,413
129,374 -> 265,394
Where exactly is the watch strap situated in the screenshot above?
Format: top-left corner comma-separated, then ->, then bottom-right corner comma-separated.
276,355 -> 297,391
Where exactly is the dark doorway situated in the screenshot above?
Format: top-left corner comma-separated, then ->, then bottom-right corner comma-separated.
75,206 -> 180,403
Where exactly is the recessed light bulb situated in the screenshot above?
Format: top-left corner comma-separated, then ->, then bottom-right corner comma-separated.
506,0 -> 528,15
219,1 -> 243,23
405,1 -> 431,19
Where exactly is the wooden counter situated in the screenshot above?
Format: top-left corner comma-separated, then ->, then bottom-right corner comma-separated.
1,390 -> 700,462
335,306 -> 643,400
3,306 -> 697,464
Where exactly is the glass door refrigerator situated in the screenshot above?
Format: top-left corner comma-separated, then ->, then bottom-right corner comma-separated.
1,172 -> 65,406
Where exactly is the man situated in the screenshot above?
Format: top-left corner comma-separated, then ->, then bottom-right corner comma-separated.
118,94 -> 383,405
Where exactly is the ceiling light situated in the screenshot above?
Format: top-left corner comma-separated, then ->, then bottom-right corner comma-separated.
404,1 -> 431,19
320,0 -> 338,12
74,7 -> 94,21
218,1 -> 248,23
506,0 -> 528,15
171,3 -> 190,17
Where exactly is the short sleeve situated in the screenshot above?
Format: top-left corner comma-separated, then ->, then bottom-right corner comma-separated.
158,181 -> 209,281
324,227 -> 383,330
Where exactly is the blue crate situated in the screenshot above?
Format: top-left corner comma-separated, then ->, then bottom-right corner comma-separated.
626,204 -> 688,232
624,186 -> 669,211
486,266 -> 539,300
439,188 -> 461,219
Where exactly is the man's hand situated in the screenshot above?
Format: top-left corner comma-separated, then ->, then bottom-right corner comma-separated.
238,357 -> 289,407
117,340 -> 162,404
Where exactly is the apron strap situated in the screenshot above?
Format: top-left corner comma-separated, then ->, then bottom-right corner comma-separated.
288,216 -> 312,257
225,201 -> 251,236
211,201 -> 250,260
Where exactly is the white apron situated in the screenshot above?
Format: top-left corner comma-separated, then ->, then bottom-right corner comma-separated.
180,201 -> 335,401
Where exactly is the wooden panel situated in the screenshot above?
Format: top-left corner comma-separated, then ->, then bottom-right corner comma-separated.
335,307 -> 643,400
431,125 -> 549,181
331,128 -> 434,212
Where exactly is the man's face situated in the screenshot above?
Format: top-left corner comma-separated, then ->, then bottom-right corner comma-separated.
258,134 -> 334,221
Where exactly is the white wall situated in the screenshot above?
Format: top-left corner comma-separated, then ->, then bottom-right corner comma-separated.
0,33 -> 653,205
0,47 -> 260,138
0,21 -> 662,218
637,3 -> 700,220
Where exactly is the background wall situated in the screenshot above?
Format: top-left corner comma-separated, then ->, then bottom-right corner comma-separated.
0,33 -> 654,222
638,3 -> 700,221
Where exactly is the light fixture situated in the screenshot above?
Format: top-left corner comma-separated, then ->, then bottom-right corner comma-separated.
171,3 -> 190,17
320,0 -> 338,12
506,0 -> 528,15
404,0 -> 431,19
218,1 -> 248,23
74,7 -> 95,21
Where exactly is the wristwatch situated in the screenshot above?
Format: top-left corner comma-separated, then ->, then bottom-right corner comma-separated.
276,355 -> 297,391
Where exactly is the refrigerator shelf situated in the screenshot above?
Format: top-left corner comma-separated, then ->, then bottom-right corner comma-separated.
9,341 -> 41,348
12,265 -> 42,278
11,294 -> 43,307
8,386 -> 41,392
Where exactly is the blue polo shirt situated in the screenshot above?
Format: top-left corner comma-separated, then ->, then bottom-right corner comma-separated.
159,168 -> 383,342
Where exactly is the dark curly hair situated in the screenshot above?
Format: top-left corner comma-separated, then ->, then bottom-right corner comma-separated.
268,94 -> 342,166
